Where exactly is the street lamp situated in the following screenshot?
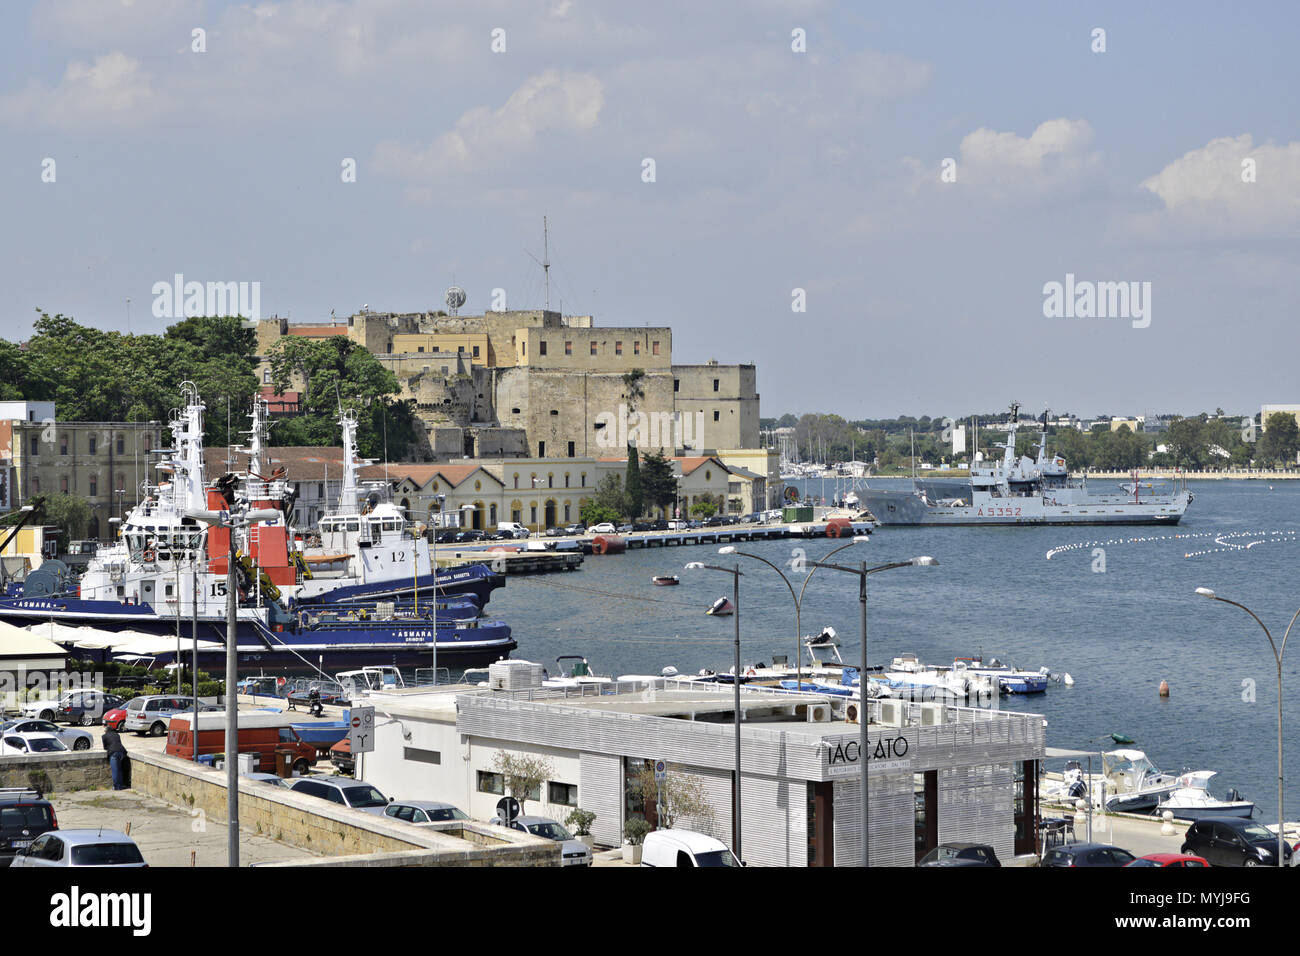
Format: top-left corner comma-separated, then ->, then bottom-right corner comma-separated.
804,553 -> 938,868
184,505 -> 279,868
684,559 -> 744,861
1196,586 -> 1300,867
718,536 -> 868,691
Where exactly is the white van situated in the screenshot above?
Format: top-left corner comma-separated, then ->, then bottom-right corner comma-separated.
497,522 -> 531,539
640,829 -> 742,867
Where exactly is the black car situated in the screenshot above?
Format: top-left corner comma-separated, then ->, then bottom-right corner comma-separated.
55,691 -> 126,726
0,788 -> 57,864
454,530 -> 485,543
1040,843 -> 1137,867
434,530 -> 457,543
1182,817 -> 1293,867
918,842 -> 1001,867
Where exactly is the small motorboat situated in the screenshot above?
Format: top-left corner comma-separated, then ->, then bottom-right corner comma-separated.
706,596 -> 734,616
1157,771 -> 1255,820
652,575 -> 680,586
1102,749 -> 1180,813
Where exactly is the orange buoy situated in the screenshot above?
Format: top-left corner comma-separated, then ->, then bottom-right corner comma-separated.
1158,679 -> 1170,697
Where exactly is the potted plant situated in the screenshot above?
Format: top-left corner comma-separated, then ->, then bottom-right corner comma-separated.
623,817 -> 651,864
566,808 -> 597,850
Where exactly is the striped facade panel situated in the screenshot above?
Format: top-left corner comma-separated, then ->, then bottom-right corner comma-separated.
580,752 -> 624,849
672,766 -> 732,847
833,772 -> 913,866
740,774 -> 806,867
938,763 -> 1014,863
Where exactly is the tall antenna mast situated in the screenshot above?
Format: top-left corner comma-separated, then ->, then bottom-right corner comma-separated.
543,215 -> 551,312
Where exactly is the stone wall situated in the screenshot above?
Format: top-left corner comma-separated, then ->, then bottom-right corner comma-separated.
127,750 -> 559,865
672,363 -> 760,450
0,751 -> 112,793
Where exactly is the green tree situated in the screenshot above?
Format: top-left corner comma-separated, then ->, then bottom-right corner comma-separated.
491,751 -> 554,814
624,445 -> 644,518
41,492 -> 91,542
586,473 -> 629,520
1259,413 -> 1300,466
1165,417 -> 1209,469
640,451 -> 677,514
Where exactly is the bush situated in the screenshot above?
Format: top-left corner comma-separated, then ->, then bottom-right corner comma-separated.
197,681 -> 225,698
624,816 -> 652,846
565,808 -> 596,836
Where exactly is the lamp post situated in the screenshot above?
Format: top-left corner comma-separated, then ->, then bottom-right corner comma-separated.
804,554 -> 938,868
684,559 -> 744,861
185,505 -> 278,868
1196,587 -> 1300,866
718,536 -> 868,690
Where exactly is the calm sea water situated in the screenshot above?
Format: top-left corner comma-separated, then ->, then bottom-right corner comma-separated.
485,478 -> 1300,819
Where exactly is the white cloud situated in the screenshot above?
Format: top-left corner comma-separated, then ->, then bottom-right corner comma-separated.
1140,134 -> 1300,233
956,118 -> 1096,187
373,70 -> 605,180
0,52 -> 166,128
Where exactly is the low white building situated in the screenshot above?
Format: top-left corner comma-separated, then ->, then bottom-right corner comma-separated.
355,676 -> 1046,867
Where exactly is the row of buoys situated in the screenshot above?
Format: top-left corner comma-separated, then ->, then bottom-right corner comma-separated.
1046,529 -> 1299,561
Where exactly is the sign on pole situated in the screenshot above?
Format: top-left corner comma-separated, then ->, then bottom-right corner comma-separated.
348,706 -> 375,754
654,759 -> 666,783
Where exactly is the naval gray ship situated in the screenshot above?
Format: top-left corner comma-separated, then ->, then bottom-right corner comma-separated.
859,403 -> 1193,526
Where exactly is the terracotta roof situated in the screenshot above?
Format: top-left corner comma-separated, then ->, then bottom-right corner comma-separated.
597,455 -> 728,476
360,462 -> 503,489
203,446 -> 344,480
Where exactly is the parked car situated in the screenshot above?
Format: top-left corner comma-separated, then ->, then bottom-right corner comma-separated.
101,704 -> 129,731
435,530 -> 457,543
0,788 -> 57,864
1181,817 -> 1294,867
329,737 -> 354,775
648,519 -> 669,531
384,800 -> 470,824
1040,843 -> 1137,867
563,523 -> 585,535
1126,853 -> 1210,867
454,530 -> 485,543
241,772 -> 293,788
0,733 -> 70,757
497,522 -> 531,539
641,829 -> 740,867
9,829 -> 146,867
165,711 -> 318,775
0,719 -> 92,751
124,695 -> 201,736
588,522 -> 616,535
488,814 -> 591,866
543,527 -> 563,537
918,842 -> 1001,867
704,515 -> 726,527
21,690 -> 123,725
289,777 -> 390,815
667,520 -> 688,531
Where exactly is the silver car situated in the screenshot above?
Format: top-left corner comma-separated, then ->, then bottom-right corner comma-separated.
9,828 -> 146,867
289,777 -> 391,815
489,814 -> 592,866
0,733 -> 69,757
385,800 -> 470,824
123,695 -> 199,736
0,719 -> 93,751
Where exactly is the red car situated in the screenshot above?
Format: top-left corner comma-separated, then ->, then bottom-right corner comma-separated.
102,704 -> 129,731
1125,853 -> 1210,868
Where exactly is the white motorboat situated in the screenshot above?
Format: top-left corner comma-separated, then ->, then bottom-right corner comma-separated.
1157,771 -> 1255,820
1102,749 -> 1180,813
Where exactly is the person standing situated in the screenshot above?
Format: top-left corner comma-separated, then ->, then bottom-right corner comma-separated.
103,725 -> 128,790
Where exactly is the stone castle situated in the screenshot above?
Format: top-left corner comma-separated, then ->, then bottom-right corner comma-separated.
253,307 -> 759,463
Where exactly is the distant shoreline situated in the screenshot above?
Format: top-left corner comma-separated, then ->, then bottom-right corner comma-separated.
847,469 -> 1300,481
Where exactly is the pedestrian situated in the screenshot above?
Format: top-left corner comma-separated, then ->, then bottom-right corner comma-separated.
103,725 -> 128,790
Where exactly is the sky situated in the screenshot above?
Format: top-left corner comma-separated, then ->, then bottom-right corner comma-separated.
1,0 -> 1297,421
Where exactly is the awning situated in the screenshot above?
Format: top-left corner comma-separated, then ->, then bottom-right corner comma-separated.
1045,747 -> 1100,758
0,621 -> 67,658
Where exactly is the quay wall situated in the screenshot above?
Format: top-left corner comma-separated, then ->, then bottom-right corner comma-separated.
0,751 -> 112,793
128,750 -> 558,866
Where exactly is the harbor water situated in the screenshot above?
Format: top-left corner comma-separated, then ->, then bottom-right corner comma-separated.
486,478 -> 1300,821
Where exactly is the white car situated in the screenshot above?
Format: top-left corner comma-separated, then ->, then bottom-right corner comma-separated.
0,733 -> 70,757
0,719 -> 92,751
587,522 -> 617,535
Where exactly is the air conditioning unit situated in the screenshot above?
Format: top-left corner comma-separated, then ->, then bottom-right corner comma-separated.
920,702 -> 947,726
844,701 -> 860,724
806,703 -> 831,723
488,660 -> 543,691
878,700 -> 904,727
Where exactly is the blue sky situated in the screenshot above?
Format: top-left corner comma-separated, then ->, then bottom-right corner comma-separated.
1,0 -> 1296,420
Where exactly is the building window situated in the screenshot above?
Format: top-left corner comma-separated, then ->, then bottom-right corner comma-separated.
417,346 -> 425,352
513,474 -> 519,489
60,477 -> 68,493
714,411 -> 720,421
263,368 -> 272,384
530,504 -> 537,524
581,473 -> 586,487
615,341 -> 622,355
564,503 -> 571,522
548,782 -> 578,807
458,345 -> 465,353
60,436 -> 68,455
567,442 -> 574,458
116,436 -> 125,454
633,341 -> 640,355
538,441 -> 545,457
564,472 -> 570,487
403,747 -> 441,765
88,436 -> 96,454
548,474 -> 553,488
32,478 -> 39,493
565,341 -> 572,355
473,345 -> 480,358
673,379 -> 679,392
713,378 -> 720,392
652,341 -> 660,355
29,436 -> 38,455
539,341 -> 548,356
550,409 -> 559,416
477,771 -> 504,795
89,476 -> 97,496
317,482 -> 324,497
590,341 -> 597,355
